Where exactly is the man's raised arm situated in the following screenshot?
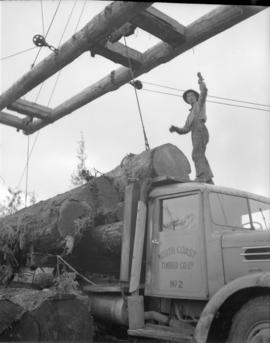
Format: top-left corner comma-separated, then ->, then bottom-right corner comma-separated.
198,72 -> 208,106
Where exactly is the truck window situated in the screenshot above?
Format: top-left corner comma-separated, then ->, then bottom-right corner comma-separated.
209,193 -> 250,229
249,199 -> 270,230
160,194 -> 198,232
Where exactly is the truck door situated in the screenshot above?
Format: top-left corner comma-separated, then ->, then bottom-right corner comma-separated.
145,192 -> 208,299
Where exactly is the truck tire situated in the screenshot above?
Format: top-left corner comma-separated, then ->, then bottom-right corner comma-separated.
227,295 -> 270,343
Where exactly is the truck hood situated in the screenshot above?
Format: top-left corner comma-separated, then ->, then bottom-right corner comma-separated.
221,230 -> 270,284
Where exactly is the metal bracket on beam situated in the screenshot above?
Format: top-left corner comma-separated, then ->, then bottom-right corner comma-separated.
108,22 -> 136,43
90,41 -> 143,69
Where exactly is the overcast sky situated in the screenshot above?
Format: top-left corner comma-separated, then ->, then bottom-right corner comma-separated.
0,1 -> 269,205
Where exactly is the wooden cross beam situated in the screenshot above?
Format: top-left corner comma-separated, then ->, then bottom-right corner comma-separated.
0,1 -> 152,113
22,5 -> 264,135
0,4 -> 265,134
130,6 -> 186,44
0,111 -> 27,131
7,99 -> 52,120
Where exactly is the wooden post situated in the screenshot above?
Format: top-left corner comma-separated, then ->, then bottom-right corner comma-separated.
24,5 -> 264,135
120,182 -> 140,283
129,200 -> 147,293
0,2 -> 152,112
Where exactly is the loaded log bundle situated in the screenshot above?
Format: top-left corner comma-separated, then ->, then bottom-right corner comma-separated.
0,143 -> 190,282
0,143 -> 190,340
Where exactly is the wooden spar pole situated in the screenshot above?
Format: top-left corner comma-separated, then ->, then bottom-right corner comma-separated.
25,5 -> 264,135
0,111 -> 28,131
0,2 -> 152,112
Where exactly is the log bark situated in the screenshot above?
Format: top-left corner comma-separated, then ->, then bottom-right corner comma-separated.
0,143 -> 190,281
0,288 -> 93,341
107,143 -> 191,192
0,176 -> 122,255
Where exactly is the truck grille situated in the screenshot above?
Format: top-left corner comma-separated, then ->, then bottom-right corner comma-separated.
241,246 -> 270,261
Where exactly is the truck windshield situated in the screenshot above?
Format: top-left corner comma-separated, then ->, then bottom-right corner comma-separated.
209,192 -> 270,231
209,193 -> 249,229
249,199 -> 270,231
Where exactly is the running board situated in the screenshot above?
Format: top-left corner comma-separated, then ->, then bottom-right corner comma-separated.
128,323 -> 195,342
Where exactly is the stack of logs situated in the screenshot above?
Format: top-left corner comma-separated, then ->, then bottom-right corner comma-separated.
0,143 -> 191,340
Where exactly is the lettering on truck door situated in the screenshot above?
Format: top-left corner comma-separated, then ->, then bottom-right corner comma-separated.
146,192 -> 208,299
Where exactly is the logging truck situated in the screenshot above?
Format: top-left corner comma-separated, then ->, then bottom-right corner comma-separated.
85,176 -> 270,343
0,145 -> 270,342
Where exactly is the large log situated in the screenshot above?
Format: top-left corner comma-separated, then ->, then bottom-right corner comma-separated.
0,288 -> 93,341
0,143 -> 190,282
107,143 -> 191,192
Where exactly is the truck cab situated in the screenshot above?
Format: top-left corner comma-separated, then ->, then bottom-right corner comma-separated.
146,181 -> 270,299
129,179 -> 270,343
88,178 -> 270,343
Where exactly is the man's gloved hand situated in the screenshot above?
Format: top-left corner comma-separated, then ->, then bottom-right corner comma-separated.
197,72 -> 204,83
169,125 -> 177,133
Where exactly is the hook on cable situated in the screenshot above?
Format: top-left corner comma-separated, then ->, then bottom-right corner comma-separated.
129,80 -> 143,90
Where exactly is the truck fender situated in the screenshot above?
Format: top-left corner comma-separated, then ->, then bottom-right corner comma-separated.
194,272 -> 270,343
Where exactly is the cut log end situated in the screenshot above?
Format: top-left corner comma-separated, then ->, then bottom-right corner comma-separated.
0,288 -> 94,341
151,143 -> 191,180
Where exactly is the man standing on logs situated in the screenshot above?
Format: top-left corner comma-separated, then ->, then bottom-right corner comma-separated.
169,73 -> 214,184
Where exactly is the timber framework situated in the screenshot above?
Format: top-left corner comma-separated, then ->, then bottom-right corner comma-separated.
0,2 -> 265,134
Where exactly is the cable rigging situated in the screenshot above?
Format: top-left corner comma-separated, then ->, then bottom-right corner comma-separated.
18,0 -> 81,205
47,0 -> 80,105
24,137 -> 30,207
40,0 -> 45,36
141,88 -> 270,113
0,47 -> 37,62
124,37 -> 150,151
31,0 -> 62,68
73,0 -> 88,33
142,81 -> 270,108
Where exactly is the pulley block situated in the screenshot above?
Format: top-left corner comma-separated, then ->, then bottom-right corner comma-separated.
32,34 -> 58,53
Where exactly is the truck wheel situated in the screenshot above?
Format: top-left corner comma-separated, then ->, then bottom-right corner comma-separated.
227,296 -> 270,343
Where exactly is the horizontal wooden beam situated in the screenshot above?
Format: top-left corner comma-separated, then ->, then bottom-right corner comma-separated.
7,99 -> 52,119
131,6 -> 186,44
0,2 -> 152,112
139,5 -> 265,73
0,111 -> 28,131
91,41 -> 143,69
22,5 -> 265,135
